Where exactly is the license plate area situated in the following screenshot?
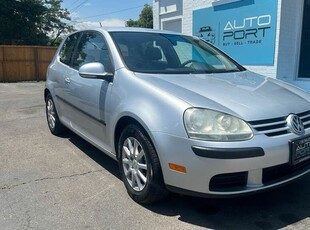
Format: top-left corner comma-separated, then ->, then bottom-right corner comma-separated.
289,135 -> 310,165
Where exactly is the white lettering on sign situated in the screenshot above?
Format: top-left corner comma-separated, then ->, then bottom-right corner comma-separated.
224,15 -> 271,31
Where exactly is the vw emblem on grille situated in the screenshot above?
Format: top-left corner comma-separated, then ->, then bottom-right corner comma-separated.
286,114 -> 304,135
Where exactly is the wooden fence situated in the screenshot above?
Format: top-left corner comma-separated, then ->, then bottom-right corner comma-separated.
0,46 -> 57,82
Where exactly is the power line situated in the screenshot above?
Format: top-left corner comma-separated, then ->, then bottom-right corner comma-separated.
70,0 -> 89,13
74,5 -> 144,21
68,0 -> 83,9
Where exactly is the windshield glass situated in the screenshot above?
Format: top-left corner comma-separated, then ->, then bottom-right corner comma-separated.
110,32 -> 245,74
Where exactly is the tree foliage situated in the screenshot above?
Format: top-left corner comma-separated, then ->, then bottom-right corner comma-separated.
126,4 -> 153,28
0,0 -> 74,46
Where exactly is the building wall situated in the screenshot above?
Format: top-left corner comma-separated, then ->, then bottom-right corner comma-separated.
153,0 -> 304,80
245,0 -> 282,78
276,0 -> 305,88
153,0 -> 183,32
153,0 -> 160,30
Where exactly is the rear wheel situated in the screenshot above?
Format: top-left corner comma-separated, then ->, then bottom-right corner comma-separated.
45,94 -> 66,135
118,124 -> 168,204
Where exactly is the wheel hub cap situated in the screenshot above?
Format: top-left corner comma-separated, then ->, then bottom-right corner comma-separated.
47,99 -> 56,129
122,137 -> 148,192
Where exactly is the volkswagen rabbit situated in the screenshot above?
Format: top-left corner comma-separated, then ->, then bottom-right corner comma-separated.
45,28 -> 310,204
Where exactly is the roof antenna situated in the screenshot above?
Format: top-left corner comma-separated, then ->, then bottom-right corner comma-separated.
99,22 -> 103,27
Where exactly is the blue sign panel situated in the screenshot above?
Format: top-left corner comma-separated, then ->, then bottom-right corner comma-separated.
193,0 -> 278,65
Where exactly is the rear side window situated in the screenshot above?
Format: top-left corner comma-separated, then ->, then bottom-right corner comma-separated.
59,33 -> 80,65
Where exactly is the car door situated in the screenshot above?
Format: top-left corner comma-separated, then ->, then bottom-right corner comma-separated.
63,31 -> 114,151
53,32 -> 81,122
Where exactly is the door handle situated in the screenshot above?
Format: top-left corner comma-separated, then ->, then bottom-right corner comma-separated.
65,77 -> 71,84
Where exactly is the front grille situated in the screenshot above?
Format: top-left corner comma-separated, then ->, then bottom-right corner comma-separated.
209,172 -> 248,191
263,160 -> 310,184
249,110 -> 310,137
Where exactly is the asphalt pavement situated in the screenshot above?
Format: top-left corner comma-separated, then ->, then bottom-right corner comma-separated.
0,82 -> 309,230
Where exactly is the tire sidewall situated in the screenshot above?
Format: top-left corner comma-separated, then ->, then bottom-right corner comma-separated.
46,94 -> 66,135
45,94 -> 56,133
118,125 -> 156,201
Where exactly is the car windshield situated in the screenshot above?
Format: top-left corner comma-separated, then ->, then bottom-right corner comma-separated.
110,31 -> 245,74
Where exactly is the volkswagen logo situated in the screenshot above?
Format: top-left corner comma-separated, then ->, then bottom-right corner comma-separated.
286,114 -> 304,135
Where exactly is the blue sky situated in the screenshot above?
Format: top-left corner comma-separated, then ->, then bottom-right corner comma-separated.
61,0 -> 153,29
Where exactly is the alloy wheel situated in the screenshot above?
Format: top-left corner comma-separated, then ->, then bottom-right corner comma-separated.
47,99 -> 56,130
122,137 -> 148,191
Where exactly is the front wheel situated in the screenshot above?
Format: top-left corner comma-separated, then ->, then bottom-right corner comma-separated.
118,124 -> 168,204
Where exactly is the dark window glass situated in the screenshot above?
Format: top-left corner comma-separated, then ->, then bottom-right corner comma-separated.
110,32 -> 244,74
59,33 -> 80,65
298,0 -> 310,78
72,31 -> 113,72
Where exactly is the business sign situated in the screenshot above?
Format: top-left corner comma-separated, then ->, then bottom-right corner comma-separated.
193,0 -> 278,65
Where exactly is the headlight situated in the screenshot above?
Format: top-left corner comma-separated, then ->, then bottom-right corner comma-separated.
184,108 -> 253,141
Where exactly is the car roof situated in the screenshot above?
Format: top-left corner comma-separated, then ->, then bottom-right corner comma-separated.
74,27 -> 183,35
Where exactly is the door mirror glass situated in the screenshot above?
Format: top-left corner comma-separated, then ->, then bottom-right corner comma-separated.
79,62 -> 113,82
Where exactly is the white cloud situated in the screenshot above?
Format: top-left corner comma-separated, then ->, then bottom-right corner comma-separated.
74,19 -> 126,30
75,21 -> 100,29
70,12 -> 80,22
99,19 -> 126,27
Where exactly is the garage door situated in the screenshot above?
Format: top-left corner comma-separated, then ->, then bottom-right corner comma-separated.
162,19 -> 182,33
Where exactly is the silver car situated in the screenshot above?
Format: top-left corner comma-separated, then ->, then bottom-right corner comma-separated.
45,27 -> 310,204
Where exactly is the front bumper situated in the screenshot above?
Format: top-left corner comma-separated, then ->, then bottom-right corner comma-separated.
151,131 -> 310,196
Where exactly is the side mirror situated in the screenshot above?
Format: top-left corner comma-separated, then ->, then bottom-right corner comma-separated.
79,62 -> 113,82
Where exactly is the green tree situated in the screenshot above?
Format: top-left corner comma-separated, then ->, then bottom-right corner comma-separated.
0,0 -> 74,46
126,4 -> 153,28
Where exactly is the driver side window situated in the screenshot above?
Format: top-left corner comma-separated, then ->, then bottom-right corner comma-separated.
59,33 -> 80,66
72,31 -> 113,73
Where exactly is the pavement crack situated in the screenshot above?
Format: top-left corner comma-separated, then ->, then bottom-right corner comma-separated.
0,182 -> 27,190
34,169 -> 104,182
0,170 -> 104,191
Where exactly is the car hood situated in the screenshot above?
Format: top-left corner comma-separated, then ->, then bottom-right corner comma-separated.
134,71 -> 310,121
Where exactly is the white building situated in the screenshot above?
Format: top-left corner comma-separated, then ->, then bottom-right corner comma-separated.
153,0 -> 310,92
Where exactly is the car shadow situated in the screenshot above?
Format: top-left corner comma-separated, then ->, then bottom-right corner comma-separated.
63,131 -> 121,180
147,177 -> 310,229
63,131 -> 310,230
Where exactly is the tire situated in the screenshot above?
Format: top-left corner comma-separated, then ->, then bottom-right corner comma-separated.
45,93 -> 66,136
118,124 -> 169,204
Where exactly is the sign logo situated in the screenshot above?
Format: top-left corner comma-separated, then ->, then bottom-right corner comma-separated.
287,114 -> 305,135
223,15 -> 271,42
192,0 -> 278,65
